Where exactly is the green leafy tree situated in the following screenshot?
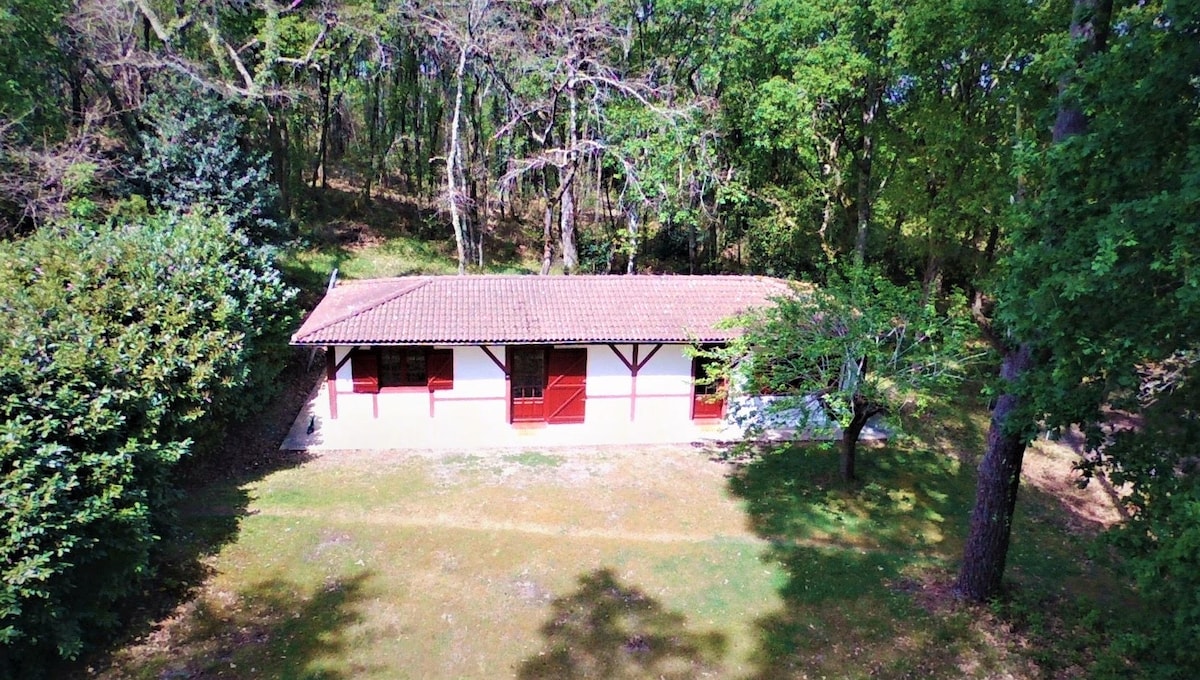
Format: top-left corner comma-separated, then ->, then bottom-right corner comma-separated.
881,0 -> 1052,293
954,0 -> 1111,604
965,0 -> 1200,665
134,79 -> 287,242
0,0 -> 71,132
0,211 -> 295,672
713,264 -> 972,481
721,0 -> 901,271
1101,358 -> 1200,676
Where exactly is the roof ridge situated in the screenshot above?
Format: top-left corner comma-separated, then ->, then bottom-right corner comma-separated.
293,277 -> 434,342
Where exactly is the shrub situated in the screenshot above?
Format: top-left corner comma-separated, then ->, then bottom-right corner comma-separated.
0,211 -> 296,672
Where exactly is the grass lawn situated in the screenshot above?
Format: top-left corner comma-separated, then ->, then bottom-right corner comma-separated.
90,389 -> 1140,680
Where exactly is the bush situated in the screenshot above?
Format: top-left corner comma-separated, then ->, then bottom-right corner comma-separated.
1101,371 -> 1200,678
0,212 -> 296,672
134,79 -> 287,243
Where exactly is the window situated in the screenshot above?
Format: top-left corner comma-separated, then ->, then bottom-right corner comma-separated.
510,348 -> 545,399
693,355 -> 721,396
380,348 -> 427,387
692,353 -> 726,420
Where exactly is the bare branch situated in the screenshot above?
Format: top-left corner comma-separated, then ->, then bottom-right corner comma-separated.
131,0 -> 173,45
971,291 -> 1012,354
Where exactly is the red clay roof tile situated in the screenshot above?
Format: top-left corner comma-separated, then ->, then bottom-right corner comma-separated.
291,275 -> 794,346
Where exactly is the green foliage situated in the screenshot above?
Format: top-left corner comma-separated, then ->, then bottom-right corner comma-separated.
713,264 -> 974,440
1002,0 -> 1200,431
994,2 -> 1200,671
1100,368 -> 1200,678
0,0 -> 70,133
0,211 -> 296,670
134,79 -> 287,243
880,0 -> 1056,286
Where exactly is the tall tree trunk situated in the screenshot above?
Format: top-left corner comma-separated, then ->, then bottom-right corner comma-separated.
955,343 -> 1035,599
626,206 -> 639,274
840,395 -> 878,482
955,0 -> 1110,602
447,44 -> 469,275
541,173 -> 554,275
265,105 -> 291,216
854,85 -> 880,264
560,86 -> 579,274
312,64 -> 332,189
687,210 -> 697,274
363,74 -> 380,203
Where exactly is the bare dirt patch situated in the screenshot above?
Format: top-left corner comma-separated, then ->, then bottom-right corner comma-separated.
1022,436 -> 1127,535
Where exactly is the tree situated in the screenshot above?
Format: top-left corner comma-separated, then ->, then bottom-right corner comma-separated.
0,211 -> 295,671
0,0 -> 71,132
720,0 -> 901,272
881,0 -> 1051,295
713,264 -> 971,481
955,0 -> 1117,602
959,0 -> 1200,659
412,0 -> 501,274
1102,357 -> 1200,675
494,0 -> 675,274
134,78 -> 287,242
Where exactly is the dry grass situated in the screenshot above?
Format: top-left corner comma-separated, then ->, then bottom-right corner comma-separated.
87,412 -> 1138,679
94,447 -> 782,679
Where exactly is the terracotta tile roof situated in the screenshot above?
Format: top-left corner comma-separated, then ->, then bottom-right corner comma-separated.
291,275 -> 794,346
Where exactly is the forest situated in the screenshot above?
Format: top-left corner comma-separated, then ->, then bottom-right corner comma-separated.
0,0 -> 1198,677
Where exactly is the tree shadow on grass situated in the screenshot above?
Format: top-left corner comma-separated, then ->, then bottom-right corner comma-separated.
727,441 -> 971,556
56,355 -> 330,677
105,573 -> 373,680
724,397 -> 1143,677
518,568 -> 727,680
725,441 -> 987,678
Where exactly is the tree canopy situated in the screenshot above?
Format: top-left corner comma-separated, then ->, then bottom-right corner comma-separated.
713,265 -> 973,481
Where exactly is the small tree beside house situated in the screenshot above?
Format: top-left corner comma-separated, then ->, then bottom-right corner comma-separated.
707,264 -> 974,481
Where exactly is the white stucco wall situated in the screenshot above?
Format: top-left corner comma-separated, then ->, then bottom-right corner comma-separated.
432,345 -> 507,425
321,343 -> 713,444
332,346 -> 508,420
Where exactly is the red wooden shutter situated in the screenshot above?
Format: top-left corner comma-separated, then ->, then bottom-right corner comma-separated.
545,348 -> 587,424
351,350 -> 379,393
426,349 -> 454,391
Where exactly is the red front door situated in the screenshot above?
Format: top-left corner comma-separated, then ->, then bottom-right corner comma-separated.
545,348 -> 587,423
508,347 -> 588,423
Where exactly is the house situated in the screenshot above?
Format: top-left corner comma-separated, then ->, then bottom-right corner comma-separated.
283,274 -> 793,450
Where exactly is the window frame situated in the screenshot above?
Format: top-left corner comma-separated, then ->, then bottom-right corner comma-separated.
379,347 -> 428,389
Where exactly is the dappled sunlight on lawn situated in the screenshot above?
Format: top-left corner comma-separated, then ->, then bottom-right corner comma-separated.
727,441 -> 970,558
718,387 -> 1145,678
100,573 -> 373,680
90,415 -> 1143,679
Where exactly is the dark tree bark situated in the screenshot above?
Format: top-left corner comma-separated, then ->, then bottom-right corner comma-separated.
265,106 -> 291,215
955,0 -> 1111,602
854,82 -> 880,264
311,63 -> 332,189
840,394 -> 882,482
955,343 -> 1034,599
